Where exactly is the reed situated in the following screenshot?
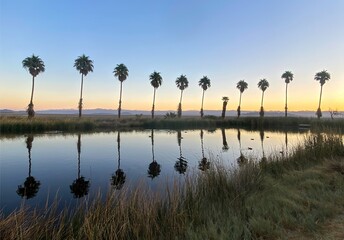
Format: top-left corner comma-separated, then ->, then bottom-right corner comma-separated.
1,115 -> 343,134
1,134 -> 344,239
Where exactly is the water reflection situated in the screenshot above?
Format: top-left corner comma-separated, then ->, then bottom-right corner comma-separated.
16,135 -> 41,199
260,129 -> 267,162
221,128 -> 229,152
148,129 -> 161,179
236,129 -> 248,165
198,130 -> 210,171
70,134 -> 90,198
111,131 -> 126,190
174,130 -> 188,174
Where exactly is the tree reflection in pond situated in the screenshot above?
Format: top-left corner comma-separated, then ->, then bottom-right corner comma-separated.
111,131 -> 126,190
148,129 -> 161,179
198,130 -> 210,171
70,134 -> 90,198
174,130 -> 188,174
17,135 -> 41,199
236,129 -> 248,166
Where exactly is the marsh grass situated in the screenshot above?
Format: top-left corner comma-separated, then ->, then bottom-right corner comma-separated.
1,115 -> 344,134
1,134 -> 344,239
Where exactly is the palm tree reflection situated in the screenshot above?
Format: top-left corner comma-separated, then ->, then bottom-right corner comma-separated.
111,131 -> 126,190
198,130 -> 210,171
236,129 -> 248,166
260,129 -> 267,162
174,130 -> 188,174
70,134 -> 90,198
17,135 -> 41,199
221,128 -> 229,152
148,129 -> 161,179
285,130 -> 289,158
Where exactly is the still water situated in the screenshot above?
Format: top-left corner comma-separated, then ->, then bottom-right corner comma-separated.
0,128 -> 307,215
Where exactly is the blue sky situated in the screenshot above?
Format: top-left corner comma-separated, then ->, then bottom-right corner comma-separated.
0,0 -> 343,111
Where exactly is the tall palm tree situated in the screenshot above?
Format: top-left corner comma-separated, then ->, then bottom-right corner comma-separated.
174,130 -> 188,174
149,71 -> 163,119
22,55 -> 45,118
113,64 -> 129,118
148,129 -> 161,179
175,75 -> 189,118
17,135 -> 41,199
257,79 -> 269,117
74,54 -> 94,118
111,131 -> 126,189
236,80 -> 248,118
314,70 -> 331,118
199,76 -> 211,117
281,71 -> 294,117
70,134 -> 90,198
221,96 -> 229,119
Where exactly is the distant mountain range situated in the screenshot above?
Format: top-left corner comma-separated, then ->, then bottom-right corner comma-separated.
1,108 -> 343,118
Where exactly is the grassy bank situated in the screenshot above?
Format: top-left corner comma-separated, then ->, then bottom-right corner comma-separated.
1,114 -> 343,133
1,134 -> 344,239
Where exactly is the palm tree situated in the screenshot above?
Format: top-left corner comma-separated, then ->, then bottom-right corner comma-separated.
236,80 -> 248,118
174,130 -> 188,174
148,129 -> 161,179
74,54 -> 94,118
257,79 -> 269,117
221,96 -> 229,119
22,55 -> 45,118
199,76 -> 211,117
149,71 -> 163,119
314,70 -> 331,118
281,71 -> 294,117
175,75 -> 189,118
111,131 -> 126,190
70,134 -> 90,198
113,64 -> 129,118
17,135 -> 41,199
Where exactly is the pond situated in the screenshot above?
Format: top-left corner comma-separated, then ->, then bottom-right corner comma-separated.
0,128 -> 308,215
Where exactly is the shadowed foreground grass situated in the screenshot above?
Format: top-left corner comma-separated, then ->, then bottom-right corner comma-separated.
1,115 -> 344,133
1,134 -> 344,239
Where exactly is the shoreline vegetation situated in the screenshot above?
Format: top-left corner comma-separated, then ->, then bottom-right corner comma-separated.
1,133 -> 344,239
1,115 -> 344,134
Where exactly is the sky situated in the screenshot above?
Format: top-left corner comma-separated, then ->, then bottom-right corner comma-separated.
0,0 -> 343,112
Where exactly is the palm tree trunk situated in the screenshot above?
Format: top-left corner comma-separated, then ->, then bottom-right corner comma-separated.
118,82 -> 123,118
239,92 -> 242,107
30,76 -> 35,105
79,74 -> 84,118
261,91 -> 264,107
222,102 -> 227,118
178,90 -> 183,118
318,85 -> 323,109
152,88 -> 156,119
200,90 -> 205,117
285,83 -> 288,117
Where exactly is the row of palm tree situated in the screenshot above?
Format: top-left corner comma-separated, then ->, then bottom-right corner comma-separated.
22,54 -> 331,119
